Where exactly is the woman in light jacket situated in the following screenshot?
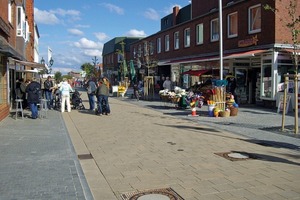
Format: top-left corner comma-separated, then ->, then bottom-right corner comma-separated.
59,78 -> 73,112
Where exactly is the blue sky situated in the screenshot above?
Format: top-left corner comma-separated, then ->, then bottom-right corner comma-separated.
34,0 -> 191,74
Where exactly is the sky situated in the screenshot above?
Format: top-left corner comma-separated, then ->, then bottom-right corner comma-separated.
34,0 -> 191,74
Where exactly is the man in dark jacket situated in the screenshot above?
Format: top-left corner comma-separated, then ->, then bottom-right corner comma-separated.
26,78 -> 41,119
95,78 -> 110,115
44,76 -> 54,109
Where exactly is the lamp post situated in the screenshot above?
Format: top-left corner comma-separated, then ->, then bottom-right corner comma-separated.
219,0 -> 223,80
40,57 -> 54,74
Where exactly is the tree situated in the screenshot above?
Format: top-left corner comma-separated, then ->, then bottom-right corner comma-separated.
80,63 -> 95,77
54,71 -> 62,82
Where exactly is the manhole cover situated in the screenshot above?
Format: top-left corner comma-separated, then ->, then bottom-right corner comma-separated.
227,152 -> 250,159
78,153 -> 93,160
121,188 -> 184,200
215,151 -> 257,161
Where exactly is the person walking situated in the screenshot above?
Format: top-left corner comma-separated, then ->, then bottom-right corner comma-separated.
26,78 -> 41,119
96,78 -> 111,116
44,76 -> 54,109
59,78 -> 73,113
86,78 -> 97,111
163,76 -> 172,91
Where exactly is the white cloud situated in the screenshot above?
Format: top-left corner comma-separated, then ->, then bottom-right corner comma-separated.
82,49 -> 102,57
144,8 -> 160,20
101,3 -> 124,15
125,29 -> 147,37
75,24 -> 90,28
74,38 -> 102,49
94,32 -> 109,41
34,8 -> 60,25
50,8 -> 81,21
68,29 -> 84,36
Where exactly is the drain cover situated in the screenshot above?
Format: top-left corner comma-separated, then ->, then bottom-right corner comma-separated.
227,152 -> 250,159
215,151 -> 257,161
121,188 -> 184,200
78,153 -> 93,160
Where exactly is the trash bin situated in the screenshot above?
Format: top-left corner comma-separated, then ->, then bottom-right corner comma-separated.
208,104 -> 215,117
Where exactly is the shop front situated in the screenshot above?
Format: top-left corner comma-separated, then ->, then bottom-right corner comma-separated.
163,48 -> 298,108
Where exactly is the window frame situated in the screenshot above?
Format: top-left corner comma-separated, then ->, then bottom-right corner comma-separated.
174,31 -> 179,50
196,23 -> 204,45
157,38 -> 161,53
165,35 -> 170,52
211,18 -> 219,42
248,4 -> 261,34
184,28 -> 191,47
227,12 -> 238,38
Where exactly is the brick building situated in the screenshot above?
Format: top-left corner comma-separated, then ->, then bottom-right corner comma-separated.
127,0 -> 299,106
0,0 -> 44,121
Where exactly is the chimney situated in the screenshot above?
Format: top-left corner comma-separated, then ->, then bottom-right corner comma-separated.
173,6 -> 179,25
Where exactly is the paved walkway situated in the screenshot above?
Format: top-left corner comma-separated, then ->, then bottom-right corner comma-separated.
1,89 -> 299,200
64,90 -> 299,200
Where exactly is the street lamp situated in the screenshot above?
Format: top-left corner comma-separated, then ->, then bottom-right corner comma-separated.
41,57 -> 54,74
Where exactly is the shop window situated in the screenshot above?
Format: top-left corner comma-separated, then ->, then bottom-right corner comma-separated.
262,65 -> 272,98
165,35 -> 170,52
184,28 -> 190,47
174,31 -> 179,50
211,18 -> 219,42
249,4 -> 261,34
228,12 -> 238,38
138,44 -> 142,57
196,23 -> 204,45
157,38 -> 161,53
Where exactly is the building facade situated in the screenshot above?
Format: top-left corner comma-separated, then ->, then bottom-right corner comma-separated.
128,0 -> 299,106
0,0 -> 43,121
102,37 -> 143,85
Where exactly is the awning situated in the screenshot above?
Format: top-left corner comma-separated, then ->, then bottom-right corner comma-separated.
9,58 -> 46,69
182,69 -> 209,76
165,49 -> 268,65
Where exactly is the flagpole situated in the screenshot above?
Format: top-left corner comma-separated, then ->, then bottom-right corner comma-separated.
219,0 -> 223,80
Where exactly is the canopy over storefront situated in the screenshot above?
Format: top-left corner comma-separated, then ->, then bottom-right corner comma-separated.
182,69 -> 209,76
9,58 -> 47,70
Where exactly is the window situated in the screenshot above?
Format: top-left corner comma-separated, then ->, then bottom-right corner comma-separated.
144,42 -> 148,56
157,38 -> 161,53
149,41 -> 154,55
174,31 -> 179,49
211,18 -> 219,41
16,6 -> 26,39
184,28 -> 190,47
133,47 -> 136,58
228,12 -> 238,38
249,4 -> 261,34
165,35 -> 170,51
8,0 -> 12,23
138,44 -> 142,57
196,23 -> 204,45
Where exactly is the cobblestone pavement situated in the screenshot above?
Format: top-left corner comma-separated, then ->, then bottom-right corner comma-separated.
64,90 -> 300,200
0,109 -> 93,200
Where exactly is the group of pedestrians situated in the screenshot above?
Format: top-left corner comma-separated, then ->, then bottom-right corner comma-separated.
85,77 -> 111,116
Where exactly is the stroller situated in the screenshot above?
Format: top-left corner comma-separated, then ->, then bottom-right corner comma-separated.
71,90 -> 85,110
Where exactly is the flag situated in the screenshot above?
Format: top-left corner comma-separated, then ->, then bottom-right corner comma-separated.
130,60 -> 136,81
48,47 -> 52,63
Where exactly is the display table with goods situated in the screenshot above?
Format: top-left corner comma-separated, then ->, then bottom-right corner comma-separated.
205,79 -> 239,117
159,87 -> 187,108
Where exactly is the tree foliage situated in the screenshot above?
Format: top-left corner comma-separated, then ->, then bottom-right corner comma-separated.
54,71 -> 62,82
80,62 -> 95,77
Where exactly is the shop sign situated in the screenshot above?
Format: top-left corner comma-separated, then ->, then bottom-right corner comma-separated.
277,94 -> 291,114
238,35 -> 258,47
